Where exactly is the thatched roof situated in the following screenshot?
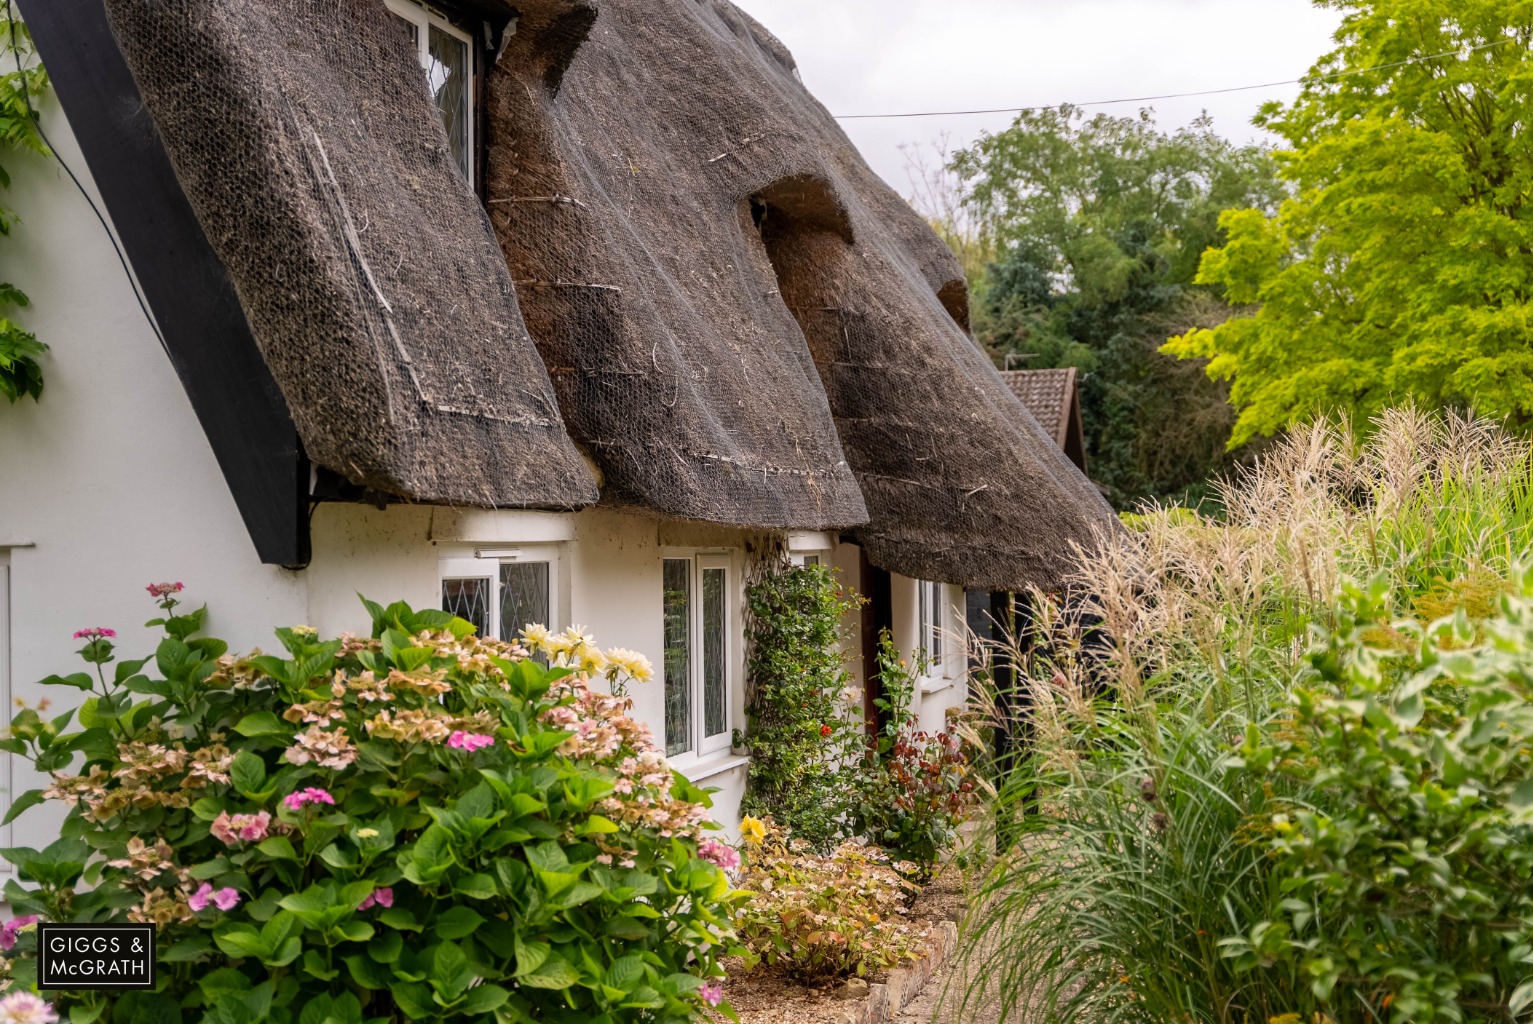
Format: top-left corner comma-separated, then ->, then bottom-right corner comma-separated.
1002,368 -> 1089,474
490,0 -> 1117,589
101,0 -> 598,511
98,0 -> 1116,590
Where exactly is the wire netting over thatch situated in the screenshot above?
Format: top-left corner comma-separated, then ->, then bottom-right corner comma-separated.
489,0 -> 1117,589
102,0 -> 599,510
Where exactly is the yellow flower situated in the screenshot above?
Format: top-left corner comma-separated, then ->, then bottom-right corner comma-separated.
520,623 -> 552,653
356,828 -> 380,840
604,648 -> 655,684
739,816 -> 766,844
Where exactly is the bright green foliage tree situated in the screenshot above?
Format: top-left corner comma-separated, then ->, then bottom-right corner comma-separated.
1166,1 -> 1533,447
0,15 -> 47,404
952,106 -> 1285,507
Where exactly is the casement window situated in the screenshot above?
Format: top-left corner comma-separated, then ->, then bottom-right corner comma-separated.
917,579 -> 944,668
662,554 -> 733,761
383,0 -> 475,184
439,545 -> 562,643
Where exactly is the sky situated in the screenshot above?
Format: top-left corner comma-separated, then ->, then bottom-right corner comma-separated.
728,0 -> 1344,197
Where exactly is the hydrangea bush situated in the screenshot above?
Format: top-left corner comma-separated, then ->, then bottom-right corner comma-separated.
0,586 -> 743,1024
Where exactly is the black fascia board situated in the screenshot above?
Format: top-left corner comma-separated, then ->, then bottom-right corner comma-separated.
18,0 -> 312,568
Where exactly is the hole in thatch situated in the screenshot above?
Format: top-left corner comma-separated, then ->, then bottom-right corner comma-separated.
937,278 -> 971,333
533,3 -> 597,96
749,175 -> 853,244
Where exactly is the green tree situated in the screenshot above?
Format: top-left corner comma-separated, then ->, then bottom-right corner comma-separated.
951,106 -> 1285,508
0,14 -> 47,404
1165,1 -> 1533,447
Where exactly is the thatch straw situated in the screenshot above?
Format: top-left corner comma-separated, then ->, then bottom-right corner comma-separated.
102,0 -> 599,509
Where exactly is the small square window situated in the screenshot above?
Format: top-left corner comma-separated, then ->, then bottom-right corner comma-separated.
440,548 -> 562,644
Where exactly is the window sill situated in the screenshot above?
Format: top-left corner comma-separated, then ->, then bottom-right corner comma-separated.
920,676 -> 958,696
673,752 -> 750,784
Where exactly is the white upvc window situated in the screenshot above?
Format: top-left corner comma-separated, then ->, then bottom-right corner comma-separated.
439,544 -> 563,643
661,552 -> 734,761
918,578 -> 945,668
383,0 -> 475,184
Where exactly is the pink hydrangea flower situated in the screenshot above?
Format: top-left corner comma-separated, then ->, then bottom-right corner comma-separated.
0,992 -> 58,1024
358,887 -> 394,911
283,787 -> 335,811
145,582 -> 184,598
0,915 -> 39,952
188,883 -> 239,913
72,627 -> 116,640
211,810 -> 271,846
697,839 -> 741,871
698,981 -> 724,1007
446,731 -> 496,753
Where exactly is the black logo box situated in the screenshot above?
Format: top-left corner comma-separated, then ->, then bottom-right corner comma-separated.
37,923 -> 156,990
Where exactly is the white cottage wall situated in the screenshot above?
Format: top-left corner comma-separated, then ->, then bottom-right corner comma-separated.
0,97 -> 311,843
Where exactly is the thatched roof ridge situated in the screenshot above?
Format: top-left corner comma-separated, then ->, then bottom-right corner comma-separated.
101,0 -> 599,510
492,0 -> 1117,589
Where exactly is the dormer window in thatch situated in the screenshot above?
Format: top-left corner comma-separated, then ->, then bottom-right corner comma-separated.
385,0 -> 475,184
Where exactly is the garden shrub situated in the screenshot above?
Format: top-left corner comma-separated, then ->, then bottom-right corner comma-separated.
848,633 -> 976,882
0,586 -> 743,1024
740,564 -> 862,848
732,819 -> 925,983
1227,573 -> 1533,1022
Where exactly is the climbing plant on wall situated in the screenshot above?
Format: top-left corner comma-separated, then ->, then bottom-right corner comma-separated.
0,13 -> 47,404
740,559 -> 863,849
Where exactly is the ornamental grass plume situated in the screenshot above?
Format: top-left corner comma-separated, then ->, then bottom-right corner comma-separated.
961,409 -> 1533,1024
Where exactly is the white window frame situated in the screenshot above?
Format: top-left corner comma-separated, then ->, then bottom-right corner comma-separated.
438,543 -> 564,643
382,0 -> 475,186
661,551 -> 735,765
0,551 -> 11,868
918,580 -> 960,693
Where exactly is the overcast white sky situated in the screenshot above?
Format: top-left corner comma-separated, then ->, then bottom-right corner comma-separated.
729,0 -> 1344,195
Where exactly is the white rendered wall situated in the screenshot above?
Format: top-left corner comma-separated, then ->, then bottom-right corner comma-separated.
0,97 -> 311,846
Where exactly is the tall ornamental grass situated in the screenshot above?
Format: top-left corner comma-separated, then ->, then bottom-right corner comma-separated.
964,409 -> 1533,1024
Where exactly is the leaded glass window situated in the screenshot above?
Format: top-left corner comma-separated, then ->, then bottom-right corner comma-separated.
702,567 -> 726,741
384,0 -> 474,184
442,577 -> 491,637
500,562 -> 551,642
663,559 -> 692,757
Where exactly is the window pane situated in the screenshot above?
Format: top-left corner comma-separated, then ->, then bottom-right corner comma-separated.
802,554 -> 820,567
427,26 -> 471,181
918,579 -> 930,661
442,577 -> 490,637
663,559 -> 692,757
702,567 -> 726,739
930,583 -> 942,665
499,561 -> 550,641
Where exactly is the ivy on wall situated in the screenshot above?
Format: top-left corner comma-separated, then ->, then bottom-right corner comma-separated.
0,13 -> 46,404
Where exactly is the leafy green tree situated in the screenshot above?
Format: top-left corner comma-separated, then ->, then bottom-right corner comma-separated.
0,15 -> 47,404
951,106 -> 1285,507
1165,1 -> 1533,446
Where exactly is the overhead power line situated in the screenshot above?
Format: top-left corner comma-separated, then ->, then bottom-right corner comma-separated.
833,37 -> 1515,120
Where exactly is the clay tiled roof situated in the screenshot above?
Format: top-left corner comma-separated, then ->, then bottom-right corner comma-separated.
1000,368 -> 1078,449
